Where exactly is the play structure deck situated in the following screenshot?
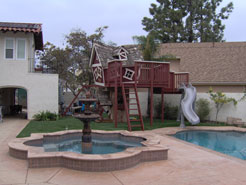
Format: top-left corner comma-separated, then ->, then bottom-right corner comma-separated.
100,60 -> 189,130
105,60 -> 188,91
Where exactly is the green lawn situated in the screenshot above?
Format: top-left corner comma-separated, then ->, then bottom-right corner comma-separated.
17,116 -> 228,138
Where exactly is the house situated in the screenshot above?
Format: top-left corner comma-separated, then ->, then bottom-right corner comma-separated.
157,42 -> 246,122
89,43 -> 189,130
0,22 -> 58,119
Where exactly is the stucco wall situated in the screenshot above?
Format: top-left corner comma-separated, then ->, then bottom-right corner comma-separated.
196,93 -> 246,122
0,32 -> 59,119
156,92 -> 246,123
134,89 -> 181,118
0,73 -> 59,119
135,88 -> 246,123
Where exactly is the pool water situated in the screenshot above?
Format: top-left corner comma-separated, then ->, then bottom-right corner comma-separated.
43,138 -> 143,154
174,130 -> 246,160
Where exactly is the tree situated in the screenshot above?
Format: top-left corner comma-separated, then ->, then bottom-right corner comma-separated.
208,88 -> 243,122
65,26 -> 108,85
37,42 -> 79,95
38,26 -> 108,95
133,33 -> 159,60
142,0 -> 186,43
142,0 -> 234,43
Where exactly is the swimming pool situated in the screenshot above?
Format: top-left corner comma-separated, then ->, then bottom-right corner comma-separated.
174,130 -> 246,160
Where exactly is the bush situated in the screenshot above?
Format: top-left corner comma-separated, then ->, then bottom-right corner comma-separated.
155,102 -> 179,120
33,111 -> 59,121
196,98 -> 210,122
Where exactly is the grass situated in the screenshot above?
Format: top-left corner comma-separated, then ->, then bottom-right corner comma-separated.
17,116 -> 228,138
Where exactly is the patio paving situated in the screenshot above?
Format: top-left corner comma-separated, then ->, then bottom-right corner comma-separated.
1,118 -> 246,185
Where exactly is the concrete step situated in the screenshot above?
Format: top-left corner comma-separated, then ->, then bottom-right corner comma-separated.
227,117 -> 242,125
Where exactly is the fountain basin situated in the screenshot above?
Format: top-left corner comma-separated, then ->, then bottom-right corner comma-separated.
9,130 -> 168,171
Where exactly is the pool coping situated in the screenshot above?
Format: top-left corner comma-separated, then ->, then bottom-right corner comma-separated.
158,126 -> 246,164
8,130 -> 168,172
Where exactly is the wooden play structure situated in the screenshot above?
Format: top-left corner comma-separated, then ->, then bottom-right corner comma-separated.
64,43 -> 189,131
89,43 -> 189,131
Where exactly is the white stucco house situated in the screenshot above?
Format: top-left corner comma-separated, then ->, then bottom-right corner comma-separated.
0,22 -> 58,119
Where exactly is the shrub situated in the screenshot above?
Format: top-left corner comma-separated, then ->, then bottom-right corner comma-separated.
196,98 -> 210,122
155,102 -> 179,120
33,111 -> 59,121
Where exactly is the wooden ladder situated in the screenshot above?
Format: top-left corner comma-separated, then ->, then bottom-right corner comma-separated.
122,83 -> 144,131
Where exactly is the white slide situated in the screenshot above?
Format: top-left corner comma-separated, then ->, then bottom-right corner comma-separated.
181,84 -> 200,125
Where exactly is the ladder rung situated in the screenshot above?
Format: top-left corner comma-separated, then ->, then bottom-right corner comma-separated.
129,103 -> 137,105
130,119 -> 141,122
131,124 -> 142,127
129,108 -> 138,110
129,114 -> 139,116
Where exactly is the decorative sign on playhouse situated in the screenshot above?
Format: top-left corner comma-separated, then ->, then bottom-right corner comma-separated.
91,49 -> 105,86
93,66 -> 103,82
123,68 -> 135,81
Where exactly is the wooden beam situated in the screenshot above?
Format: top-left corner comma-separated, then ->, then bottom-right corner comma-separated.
161,91 -> 164,123
150,63 -> 154,126
114,80 -> 118,128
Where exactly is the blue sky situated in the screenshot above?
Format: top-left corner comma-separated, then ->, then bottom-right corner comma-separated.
1,0 -> 245,47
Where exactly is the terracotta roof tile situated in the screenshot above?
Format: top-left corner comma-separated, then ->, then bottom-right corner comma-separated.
0,22 -> 43,50
0,22 -> 42,33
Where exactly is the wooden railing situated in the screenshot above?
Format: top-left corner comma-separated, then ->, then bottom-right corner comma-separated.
134,61 -> 170,87
169,72 -> 189,91
105,60 -> 188,90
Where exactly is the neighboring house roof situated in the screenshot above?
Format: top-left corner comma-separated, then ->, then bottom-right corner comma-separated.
91,43 -> 143,67
158,42 -> 246,84
0,22 -> 43,50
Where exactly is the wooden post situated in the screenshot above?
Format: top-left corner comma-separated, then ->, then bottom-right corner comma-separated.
161,91 -> 164,123
150,63 -> 154,126
114,80 -> 118,128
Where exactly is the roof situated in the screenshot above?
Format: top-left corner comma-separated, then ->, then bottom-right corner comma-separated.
158,42 -> 246,84
0,22 -> 43,50
92,43 -> 143,67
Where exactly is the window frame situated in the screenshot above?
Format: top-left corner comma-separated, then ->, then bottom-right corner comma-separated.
4,38 -> 15,60
123,68 -> 135,81
4,38 -> 27,60
16,38 -> 26,60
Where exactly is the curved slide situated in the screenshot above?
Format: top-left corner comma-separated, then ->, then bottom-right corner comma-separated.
181,84 -> 200,125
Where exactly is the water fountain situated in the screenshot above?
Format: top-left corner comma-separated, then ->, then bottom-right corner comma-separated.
8,90 -> 168,171
73,91 -> 100,153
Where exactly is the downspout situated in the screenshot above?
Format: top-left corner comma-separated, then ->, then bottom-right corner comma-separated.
29,35 -> 34,73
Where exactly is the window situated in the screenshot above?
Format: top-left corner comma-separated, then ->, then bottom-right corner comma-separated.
17,39 -> 26,59
5,39 -> 14,59
119,49 -> 128,60
123,68 -> 135,81
5,38 -> 26,60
